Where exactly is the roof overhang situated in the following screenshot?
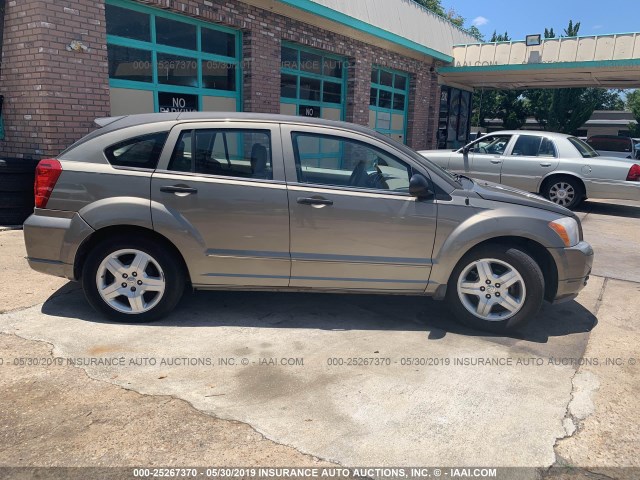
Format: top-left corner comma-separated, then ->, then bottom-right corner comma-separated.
239,0 -> 454,63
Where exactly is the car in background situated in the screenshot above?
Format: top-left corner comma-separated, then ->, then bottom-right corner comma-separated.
586,135 -> 637,159
419,130 -> 640,210
23,113 -> 593,333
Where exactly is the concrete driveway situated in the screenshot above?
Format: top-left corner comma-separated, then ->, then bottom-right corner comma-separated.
1,199 -> 638,476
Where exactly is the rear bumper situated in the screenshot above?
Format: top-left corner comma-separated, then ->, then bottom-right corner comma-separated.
23,209 -> 94,280
548,241 -> 594,303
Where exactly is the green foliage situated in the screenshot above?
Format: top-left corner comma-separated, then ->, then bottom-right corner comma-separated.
466,25 -> 484,41
564,20 -> 581,37
627,90 -> 640,136
412,0 -> 464,27
544,28 -> 556,39
490,31 -> 511,42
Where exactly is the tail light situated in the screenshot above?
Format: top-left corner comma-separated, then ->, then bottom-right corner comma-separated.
626,164 -> 640,182
34,159 -> 62,208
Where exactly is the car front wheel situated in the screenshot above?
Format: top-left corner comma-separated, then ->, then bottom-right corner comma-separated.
446,245 -> 544,333
82,236 -> 185,322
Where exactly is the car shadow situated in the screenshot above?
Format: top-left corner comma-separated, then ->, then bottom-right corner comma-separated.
42,283 -> 597,346
577,200 -> 640,219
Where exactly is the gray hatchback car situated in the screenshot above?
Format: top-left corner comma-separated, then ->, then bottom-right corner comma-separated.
24,113 -> 593,332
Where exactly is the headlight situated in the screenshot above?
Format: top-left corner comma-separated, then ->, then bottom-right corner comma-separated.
549,217 -> 580,247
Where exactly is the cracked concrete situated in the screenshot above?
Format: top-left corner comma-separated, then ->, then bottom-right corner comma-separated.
1,198 -> 638,473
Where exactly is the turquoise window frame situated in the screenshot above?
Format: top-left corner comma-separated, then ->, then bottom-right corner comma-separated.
106,0 -> 242,112
369,66 -> 409,143
279,42 -> 347,121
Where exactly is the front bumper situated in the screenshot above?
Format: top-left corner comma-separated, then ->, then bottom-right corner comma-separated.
548,241 -> 594,303
23,209 -> 94,280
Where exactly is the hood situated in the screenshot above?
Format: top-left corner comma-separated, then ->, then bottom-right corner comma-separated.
467,178 -> 575,217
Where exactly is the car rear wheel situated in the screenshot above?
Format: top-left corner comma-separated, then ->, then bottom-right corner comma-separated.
82,236 -> 185,322
446,245 -> 544,333
542,177 -> 583,209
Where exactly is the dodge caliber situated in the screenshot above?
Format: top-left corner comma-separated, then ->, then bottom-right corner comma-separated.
24,113 -> 593,332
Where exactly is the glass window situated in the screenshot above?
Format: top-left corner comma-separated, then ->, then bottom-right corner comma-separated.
370,88 -> 378,106
394,75 -> 407,90
539,138 -> 557,157
323,58 -> 343,78
281,74 -> 297,98
202,60 -> 236,90
511,135 -> 542,157
155,16 -> 197,50
371,69 -> 379,83
300,51 -> 322,75
201,28 -> 236,57
472,135 -> 511,155
299,77 -> 321,101
323,82 -> 342,104
169,129 -> 272,180
281,46 -> 298,70
105,4 -> 151,42
107,45 -> 152,83
292,133 -> 412,193
379,90 -> 392,109
105,133 -> 168,169
569,137 -> 599,158
393,93 -> 405,111
157,53 -> 198,87
587,136 -> 633,153
380,70 -> 393,87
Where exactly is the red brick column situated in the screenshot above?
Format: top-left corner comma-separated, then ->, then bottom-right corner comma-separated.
241,26 -> 281,114
0,0 -> 110,159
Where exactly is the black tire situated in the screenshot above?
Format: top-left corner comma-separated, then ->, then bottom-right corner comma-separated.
541,176 -> 584,210
81,235 -> 186,323
446,245 -> 544,333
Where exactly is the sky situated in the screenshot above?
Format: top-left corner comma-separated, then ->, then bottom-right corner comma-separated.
449,0 -> 639,41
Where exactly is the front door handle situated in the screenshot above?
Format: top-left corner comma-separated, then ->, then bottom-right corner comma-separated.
539,162 -> 552,167
297,197 -> 333,206
160,185 -> 198,195
490,159 -> 502,164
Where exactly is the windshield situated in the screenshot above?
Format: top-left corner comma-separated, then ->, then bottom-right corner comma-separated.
568,137 -> 599,158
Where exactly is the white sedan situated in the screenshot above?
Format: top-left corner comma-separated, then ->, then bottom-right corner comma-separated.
419,130 -> 640,209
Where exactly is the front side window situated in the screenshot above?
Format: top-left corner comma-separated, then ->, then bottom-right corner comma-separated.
569,137 -> 599,158
292,133 -> 412,193
168,129 -> 272,180
471,135 -> 511,155
105,132 -> 168,169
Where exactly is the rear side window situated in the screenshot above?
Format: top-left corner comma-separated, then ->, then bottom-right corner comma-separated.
568,137 -> 599,158
104,132 -> 168,169
587,136 -> 632,153
510,135 -> 557,158
168,129 -> 273,180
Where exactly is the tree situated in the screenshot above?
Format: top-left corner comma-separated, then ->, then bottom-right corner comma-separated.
564,20 -> 581,37
413,0 -> 464,27
544,28 -> 555,39
466,25 -> 484,41
626,90 -> 640,136
490,31 -> 511,42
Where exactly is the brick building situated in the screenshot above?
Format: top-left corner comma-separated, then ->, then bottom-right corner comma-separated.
0,0 -> 476,159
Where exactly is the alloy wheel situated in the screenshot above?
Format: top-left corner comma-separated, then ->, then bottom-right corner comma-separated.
548,182 -> 576,207
456,258 -> 527,321
95,249 -> 166,314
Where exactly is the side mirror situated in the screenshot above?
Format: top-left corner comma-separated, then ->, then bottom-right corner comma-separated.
409,174 -> 433,199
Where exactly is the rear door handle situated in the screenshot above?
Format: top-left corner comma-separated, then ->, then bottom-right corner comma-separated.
540,162 -> 552,167
160,185 -> 198,195
297,197 -> 333,206
490,159 -> 502,164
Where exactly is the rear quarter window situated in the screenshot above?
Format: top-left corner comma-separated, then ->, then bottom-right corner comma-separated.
104,132 -> 169,169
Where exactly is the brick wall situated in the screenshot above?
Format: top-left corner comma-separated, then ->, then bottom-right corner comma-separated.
0,0 -> 440,158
